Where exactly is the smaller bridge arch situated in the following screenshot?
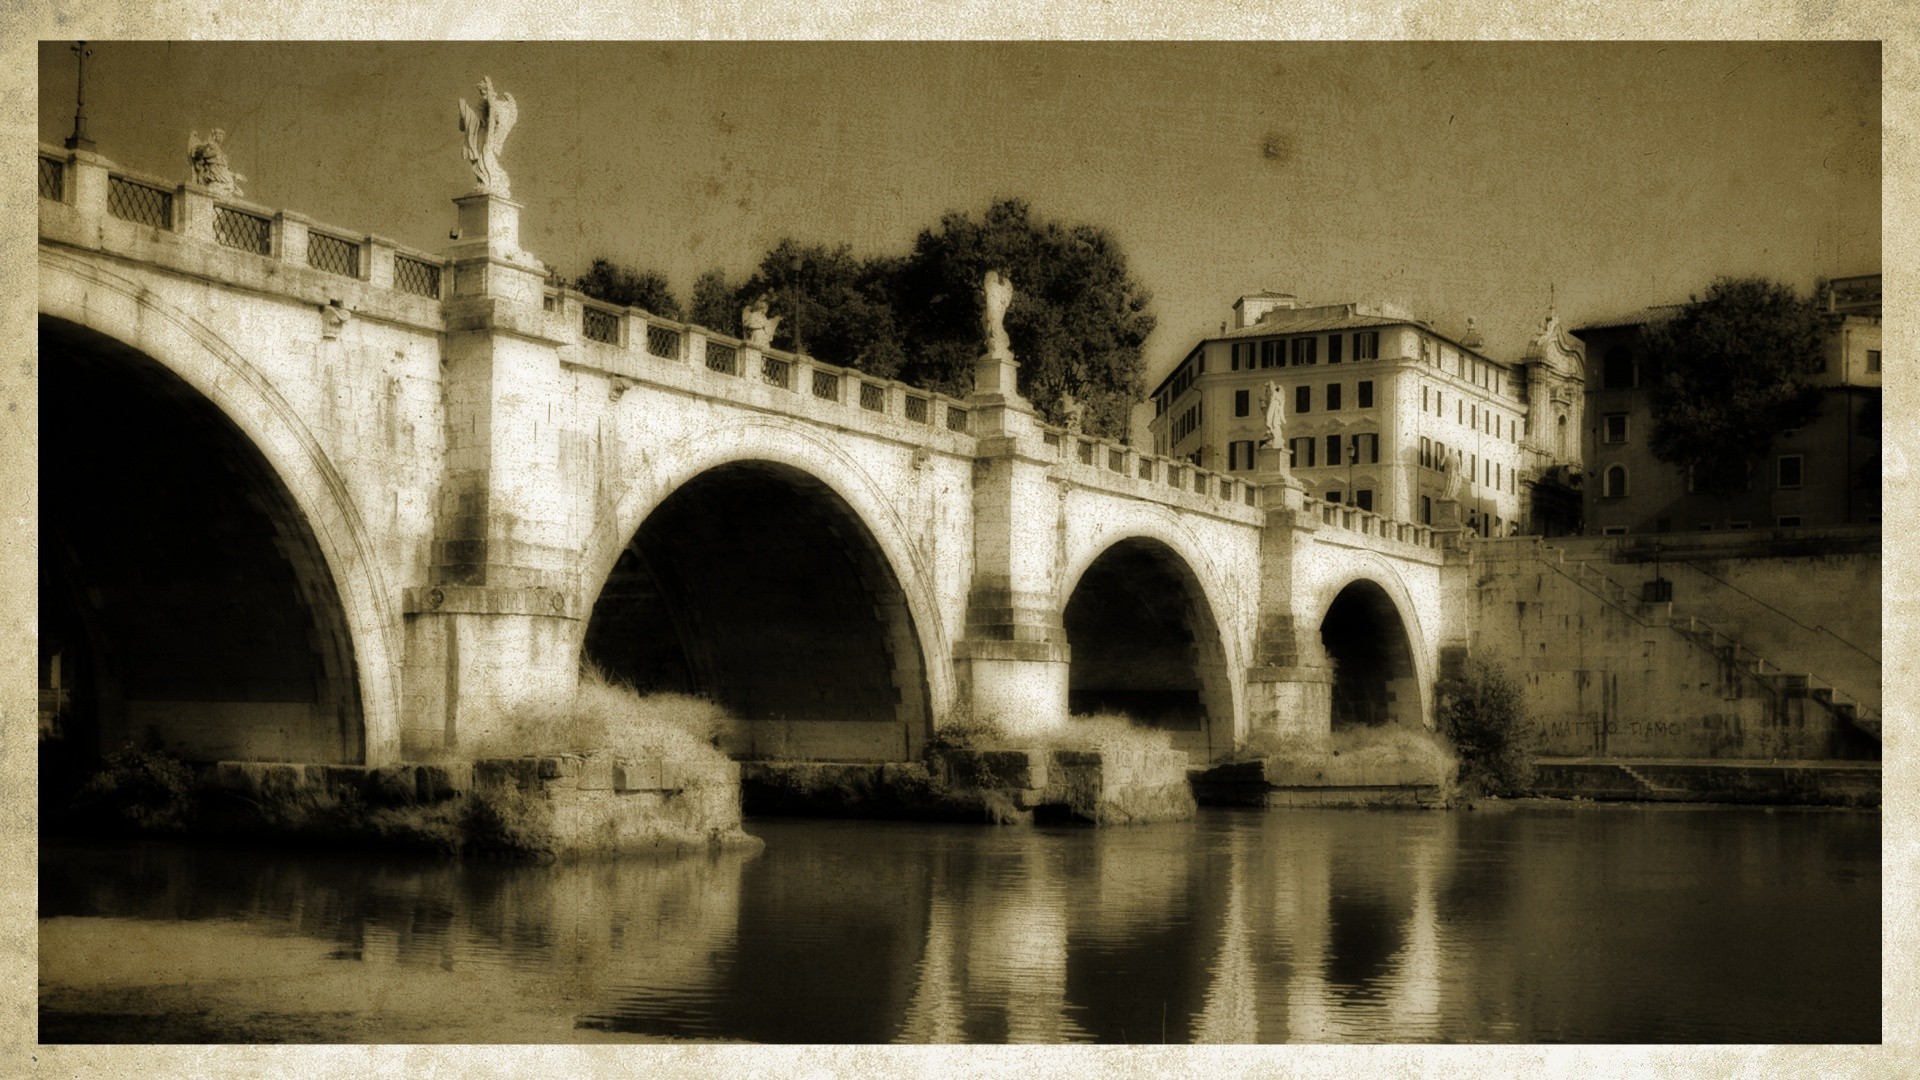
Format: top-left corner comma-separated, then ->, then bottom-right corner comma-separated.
1058,516 -> 1245,763
577,417 -> 955,762
1301,559 -> 1435,732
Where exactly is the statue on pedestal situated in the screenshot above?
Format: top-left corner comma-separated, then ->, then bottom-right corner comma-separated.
1442,445 -> 1465,501
1057,391 -> 1084,434
982,270 -> 1014,361
1259,380 -> 1285,448
459,77 -> 518,198
741,298 -> 780,349
188,129 -> 245,197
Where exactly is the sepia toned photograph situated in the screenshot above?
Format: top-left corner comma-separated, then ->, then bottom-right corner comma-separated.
31,38 -> 1881,1050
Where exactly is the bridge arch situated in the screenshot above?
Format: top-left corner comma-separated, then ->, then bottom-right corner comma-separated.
579,417 -> 951,761
1058,515 -> 1244,763
38,254 -> 400,764
1302,557 -> 1434,732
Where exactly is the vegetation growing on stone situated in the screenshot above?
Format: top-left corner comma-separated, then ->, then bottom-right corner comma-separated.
1238,724 -> 1457,785
1435,658 -> 1535,797
928,707 -> 1174,757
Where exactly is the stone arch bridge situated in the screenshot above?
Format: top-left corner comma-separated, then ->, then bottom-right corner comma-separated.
36,145 -> 1459,770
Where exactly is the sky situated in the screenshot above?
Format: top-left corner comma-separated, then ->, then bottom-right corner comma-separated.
37,41 -> 1879,401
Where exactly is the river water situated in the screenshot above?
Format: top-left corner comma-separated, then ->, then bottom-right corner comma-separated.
39,805 -> 1878,1044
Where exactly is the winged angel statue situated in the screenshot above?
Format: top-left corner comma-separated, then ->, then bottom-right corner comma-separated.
459,78 -> 518,198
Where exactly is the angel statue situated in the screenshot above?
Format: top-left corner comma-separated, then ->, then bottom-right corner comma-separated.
982,270 -> 1014,361
1057,391 -> 1084,434
1442,445 -> 1465,501
1259,380 -> 1285,448
741,297 -> 780,349
188,129 -> 245,197
459,77 -> 518,198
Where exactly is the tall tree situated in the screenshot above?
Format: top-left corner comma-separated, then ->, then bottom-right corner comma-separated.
889,198 -> 1156,440
1642,277 -> 1826,498
575,257 -> 683,321
689,269 -> 741,336
737,240 -> 906,378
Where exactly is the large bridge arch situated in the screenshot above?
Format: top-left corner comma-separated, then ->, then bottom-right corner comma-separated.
38,253 -> 402,764
578,417 -> 955,761
1058,511 -> 1247,762
1299,553 -> 1436,732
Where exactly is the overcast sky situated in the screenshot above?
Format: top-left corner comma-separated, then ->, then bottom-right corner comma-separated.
38,41 -> 1879,389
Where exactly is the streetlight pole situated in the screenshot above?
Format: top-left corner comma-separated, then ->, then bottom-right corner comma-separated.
65,41 -> 95,152
788,253 -> 805,355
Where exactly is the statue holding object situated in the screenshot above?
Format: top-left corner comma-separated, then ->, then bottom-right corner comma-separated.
741,297 -> 780,349
459,77 -> 518,198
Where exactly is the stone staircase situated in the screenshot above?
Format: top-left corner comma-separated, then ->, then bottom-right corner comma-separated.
1481,539 -> 1880,748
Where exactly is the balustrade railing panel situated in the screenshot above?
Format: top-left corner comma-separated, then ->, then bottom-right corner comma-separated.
762,355 -> 792,389
905,395 -> 929,424
39,156 -> 64,202
395,254 -> 442,298
945,404 -> 968,432
859,381 -> 885,411
213,206 -> 272,255
1108,448 -> 1125,473
706,342 -> 737,374
582,305 -> 620,345
813,369 -> 839,400
307,231 -> 360,278
1076,440 -> 1095,466
646,324 -> 682,359
108,175 -> 172,228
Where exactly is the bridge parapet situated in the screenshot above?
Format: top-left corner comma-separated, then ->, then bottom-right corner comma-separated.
1299,494 -> 1450,560
39,144 -> 450,337
548,285 -> 981,456
1039,422 -> 1262,524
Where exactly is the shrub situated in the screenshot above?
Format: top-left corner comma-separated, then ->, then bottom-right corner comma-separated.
69,746 -> 198,833
1237,723 -> 1457,781
1436,658 -> 1534,796
926,704 -> 1173,756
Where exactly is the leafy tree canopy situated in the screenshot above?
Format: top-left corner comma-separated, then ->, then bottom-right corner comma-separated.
1643,277 -> 1826,498
735,240 -> 906,380
689,269 -> 741,337
891,198 -> 1156,439
575,257 -> 682,321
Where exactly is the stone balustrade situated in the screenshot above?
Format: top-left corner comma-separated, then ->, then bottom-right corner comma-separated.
1299,494 -> 1443,551
41,143 -> 450,306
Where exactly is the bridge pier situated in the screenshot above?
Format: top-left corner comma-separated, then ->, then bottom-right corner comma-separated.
1247,471 -> 1335,740
952,358 -> 1072,736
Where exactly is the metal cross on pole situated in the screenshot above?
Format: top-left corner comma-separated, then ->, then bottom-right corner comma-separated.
65,41 -> 96,152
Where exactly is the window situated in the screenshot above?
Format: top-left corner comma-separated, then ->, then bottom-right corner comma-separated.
1326,383 -> 1343,410
1328,335 -> 1343,364
1235,389 -> 1250,417
1728,521 -> 1751,530
1420,496 -> 1432,525
1495,462 -> 1501,488
1289,436 -> 1316,468
1603,413 -> 1629,443
1295,385 -> 1311,413
1457,400 -> 1463,424
1232,342 -> 1255,370
1602,525 -> 1628,536
1422,385 -> 1429,410
1697,523 -> 1715,532
1435,391 -> 1443,415
1420,436 -> 1432,468
1354,331 -> 1379,360
1868,349 -> 1882,374
1326,434 -> 1343,466
1324,490 -> 1342,504
1777,454 -> 1804,489
1228,440 -> 1257,471
1355,489 -> 1373,511
1603,464 -> 1628,498
1358,433 -> 1379,463
1603,347 -> 1636,389
1261,340 -> 1282,368
1358,380 -> 1373,408
1777,515 -> 1802,527
1292,338 -> 1317,366
1471,404 -> 1478,427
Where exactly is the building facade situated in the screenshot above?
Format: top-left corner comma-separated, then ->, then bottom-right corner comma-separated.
1571,275 -> 1881,535
1149,294 -> 1585,536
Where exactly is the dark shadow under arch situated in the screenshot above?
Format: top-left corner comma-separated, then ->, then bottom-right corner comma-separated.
37,315 -> 363,768
1062,537 -> 1231,762
582,461 -> 931,762
1319,579 -> 1418,731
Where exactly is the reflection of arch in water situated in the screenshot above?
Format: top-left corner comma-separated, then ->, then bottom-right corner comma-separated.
37,292 -> 385,763
1060,535 -> 1238,762
581,455 -> 934,762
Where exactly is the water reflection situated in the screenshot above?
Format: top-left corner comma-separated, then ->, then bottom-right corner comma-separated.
39,807 -> 1880,1043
